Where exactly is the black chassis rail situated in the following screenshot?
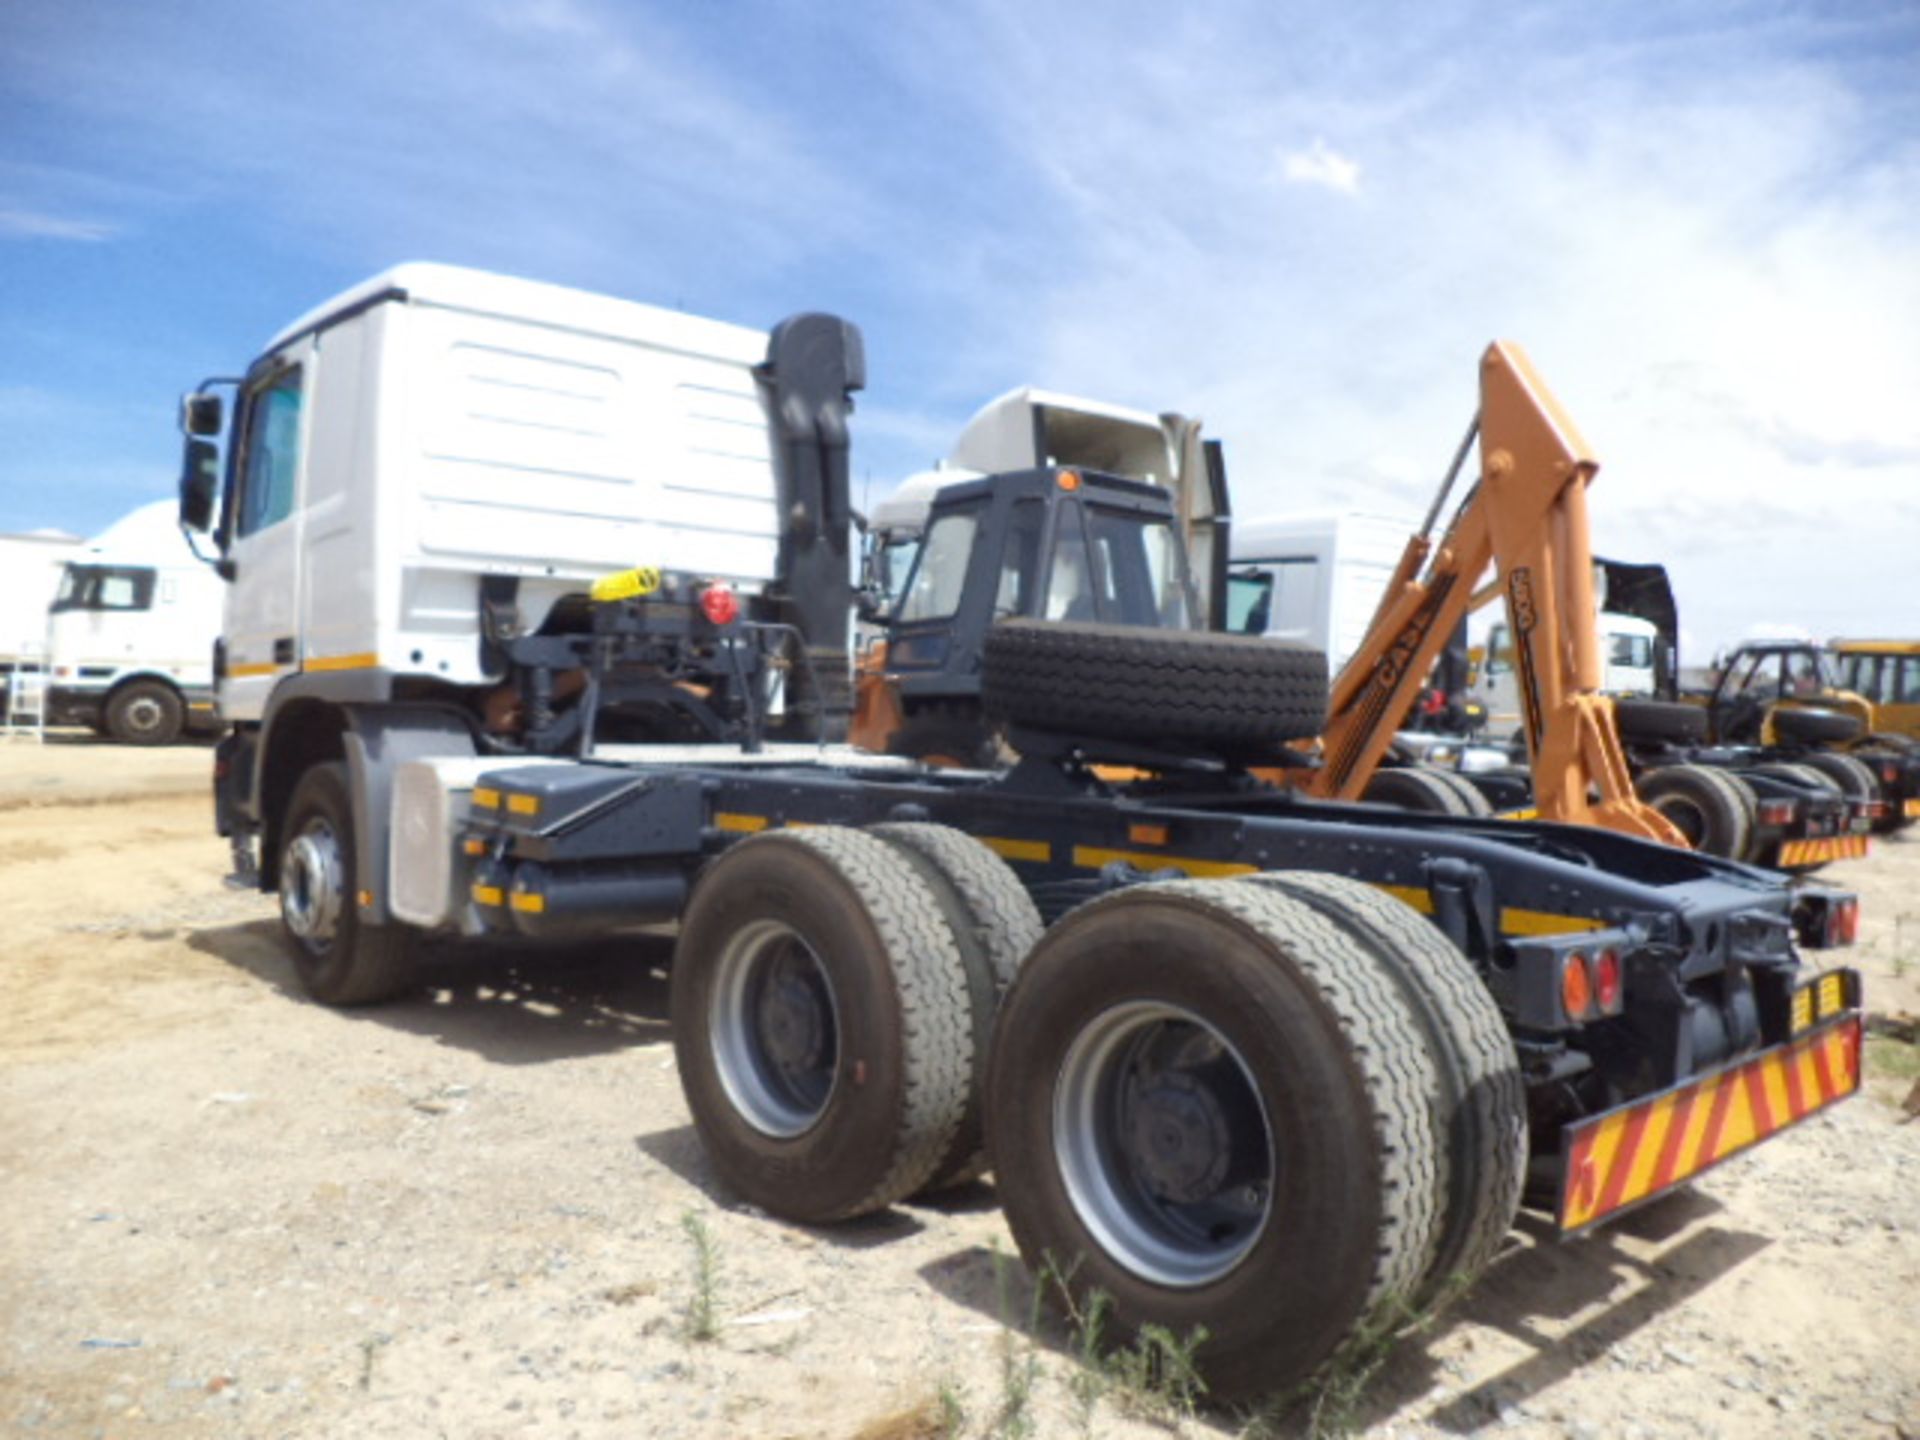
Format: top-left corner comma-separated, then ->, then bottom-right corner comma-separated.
462,751 -> 1850,1112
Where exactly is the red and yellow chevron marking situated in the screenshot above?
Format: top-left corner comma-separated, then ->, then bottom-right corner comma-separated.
1905,797 -> 1920,820
1778,834 -> 1869,867
1558,1014 -> 1862,1234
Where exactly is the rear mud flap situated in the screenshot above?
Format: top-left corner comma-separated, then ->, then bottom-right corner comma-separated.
1557,1005 -> 1862,1235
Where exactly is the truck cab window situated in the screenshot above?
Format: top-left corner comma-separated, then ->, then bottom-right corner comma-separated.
1782,650 -> 1822,697
50,564 -> 156,612
1486,622 -> 1512,675
1226,570 -> 1274,635
994,500 -> 1045,617
1608,633 -> 1652,669
897,509 -> 979,624
1044,506 -> 1095,622
237,367 -> 305,537
1898,657 -> 1920,705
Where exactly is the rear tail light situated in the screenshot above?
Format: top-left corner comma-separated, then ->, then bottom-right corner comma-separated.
698,581 -> 740,627
1827,896 -> 1860,948
1592,949 -> 1623,1013
1882,761 -> 1902,784
1863,799 -> 1887,821
1757,798 -> 1796,826
1561,952 -> 1594,1021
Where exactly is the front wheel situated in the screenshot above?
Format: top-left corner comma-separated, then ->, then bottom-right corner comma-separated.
278,762 -> 417,1005
106,680 -> 184,745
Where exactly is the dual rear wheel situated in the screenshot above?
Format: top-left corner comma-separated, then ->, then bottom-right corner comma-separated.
669,824 -> 1523,1403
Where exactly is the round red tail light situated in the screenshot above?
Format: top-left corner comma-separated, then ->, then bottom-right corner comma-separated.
1593,948 -> 1622,1012
699,582 -> 740,627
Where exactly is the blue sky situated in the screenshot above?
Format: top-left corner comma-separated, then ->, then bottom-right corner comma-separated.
2,0 -> 1916,652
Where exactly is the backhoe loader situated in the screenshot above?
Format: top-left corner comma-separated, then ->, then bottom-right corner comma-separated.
1300,343 -> 1687,845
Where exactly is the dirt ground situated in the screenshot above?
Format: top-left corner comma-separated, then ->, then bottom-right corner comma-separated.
1,735 -> 1916,1440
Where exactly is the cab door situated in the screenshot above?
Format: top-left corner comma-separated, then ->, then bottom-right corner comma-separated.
219,342 -> 312,722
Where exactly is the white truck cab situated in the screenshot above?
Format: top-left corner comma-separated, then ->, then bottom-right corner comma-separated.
1225,511 -> 1414,673
44,501 -> 223,743
1478,610 -> 1658,732
176,263 -> 864,927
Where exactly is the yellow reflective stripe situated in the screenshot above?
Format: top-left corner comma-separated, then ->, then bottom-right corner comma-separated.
305,651 -> 378,673
1717,1075 -> 1758,1156
509,891 -> 546,914
982,836 -> 1050,863
1620,1092 -> 1679,1205
1376,883 -> 1435,914
1071,846 -> 1257,879
471,884 -> 503,906
1794,1045 -> 1822,1107
1761,1054 -> 1792,1130
472,787 -> 500,810
715,812 -> 769,833
1674,1074 -> 1722,1176
229,660 -> 281,678
1501,908 -> 1604,937
506,793 -> 540,816
1579,1111 -> 1632,1224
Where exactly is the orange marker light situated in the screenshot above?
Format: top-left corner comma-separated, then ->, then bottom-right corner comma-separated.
1057,470 -> 1081,491
1127,823 -> 1170,847
1561,952 -> 1593,1021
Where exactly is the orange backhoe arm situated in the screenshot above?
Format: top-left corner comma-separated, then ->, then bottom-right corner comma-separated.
1307,342 -> 1683,846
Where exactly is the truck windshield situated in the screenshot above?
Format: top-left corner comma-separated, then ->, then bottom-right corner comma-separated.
51,564 -> 156,613
1608,633 -> 1652,668
1050,506 -> 1192,628
897,507 -> 980,623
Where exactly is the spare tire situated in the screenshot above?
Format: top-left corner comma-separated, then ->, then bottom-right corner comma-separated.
1771,707 -> 1861,745
1613,697 -> 1708,745
981,620 -> 1328,749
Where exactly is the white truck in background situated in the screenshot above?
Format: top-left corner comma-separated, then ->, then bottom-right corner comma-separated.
43,501 -> 224,743
1225,510 -> 1413,672
0,528 -> 82,678
1476,610 -> 1659,735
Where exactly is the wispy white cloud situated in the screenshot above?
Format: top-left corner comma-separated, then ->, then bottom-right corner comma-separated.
1277,139 -> 1361,196
0,207 -> 113,241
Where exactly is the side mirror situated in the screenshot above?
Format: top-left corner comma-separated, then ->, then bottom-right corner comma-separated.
180,391 -> 224,437
179,438 -> 219,532
854,583 -> 891,625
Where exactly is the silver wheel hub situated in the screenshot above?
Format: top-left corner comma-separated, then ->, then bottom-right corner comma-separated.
1053,1001 -> 1274,1288
709,919 -> 840,1138
283,819 -> 344,945
125,697 -> 163,732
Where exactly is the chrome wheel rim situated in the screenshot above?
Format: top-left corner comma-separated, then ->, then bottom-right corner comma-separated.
1053,1001 -> 1274,1288
710,920 -> 840,1138
124,696 -> 163,734
282,817 -> 344,947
